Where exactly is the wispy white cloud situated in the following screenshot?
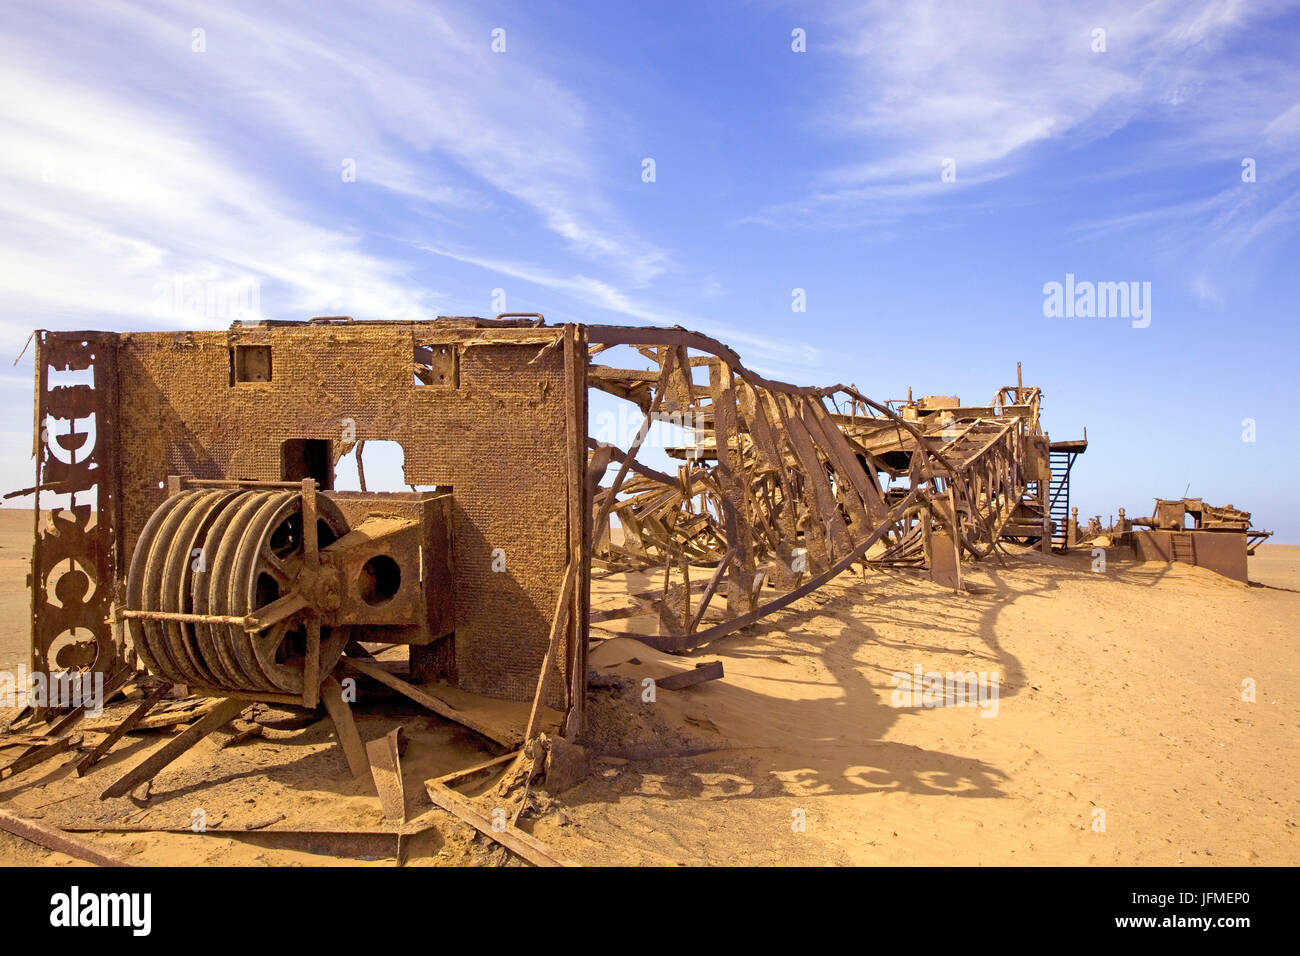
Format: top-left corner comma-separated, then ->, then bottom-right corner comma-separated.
417,243 -> 828,383
759,1 -> 1298,229
749,0 -> 1300,304
0,28 -> 438,339
0,0 -> 671,348
157,0 -> 667,284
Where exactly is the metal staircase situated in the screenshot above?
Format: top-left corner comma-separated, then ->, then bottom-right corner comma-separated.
1047,440 -> 1087,548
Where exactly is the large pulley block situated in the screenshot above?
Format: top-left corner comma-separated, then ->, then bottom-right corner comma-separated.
122,482 -> 453,702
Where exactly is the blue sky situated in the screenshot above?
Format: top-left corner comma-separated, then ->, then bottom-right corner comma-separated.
2,0 -> 1298,539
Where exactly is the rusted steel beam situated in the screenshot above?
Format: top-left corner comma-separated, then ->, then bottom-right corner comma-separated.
320,675 -> 370,780
343,656 -> 516,748
100,697 -> 247,799
76,682 -> 172,776
523,559 -> 579,750
0,808 -> 133,867
647,487 -> 924,653
423,779 -> 573,867
0,734 -> 83,781
366,727 -> 406,822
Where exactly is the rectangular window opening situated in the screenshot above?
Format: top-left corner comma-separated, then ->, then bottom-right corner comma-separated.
281,438 -> 333,489
414,343 -> 458,387
230,345 -> 273,384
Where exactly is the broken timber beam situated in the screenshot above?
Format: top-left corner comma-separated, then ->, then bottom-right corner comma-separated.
655,661 -> 724,691
0,733 -> 83,781
424,779 -> 573,867
99,697 -> 246,799
366,727 -> 407,822
321,674 -> 370,779
76,682 -> 171,776
342,656 -> 517,748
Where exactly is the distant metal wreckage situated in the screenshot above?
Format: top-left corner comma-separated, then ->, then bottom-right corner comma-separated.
11,315 -> 1270,799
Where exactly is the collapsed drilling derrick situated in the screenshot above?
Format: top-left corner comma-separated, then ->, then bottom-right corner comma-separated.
27,318 -> 1069,713
585,327 -> 1072,652
14,314 -> 1269,803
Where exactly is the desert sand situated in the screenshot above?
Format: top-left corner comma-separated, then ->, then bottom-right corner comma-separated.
1,508 -> 1296,866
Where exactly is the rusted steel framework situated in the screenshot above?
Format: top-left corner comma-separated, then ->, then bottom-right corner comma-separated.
20,319 -> 1071,698
24,333 -> 121,678
21,320 -> 587,742
1114,497 -> 1272,584
584,326 -> 1055,652
12,315 -> 1274,808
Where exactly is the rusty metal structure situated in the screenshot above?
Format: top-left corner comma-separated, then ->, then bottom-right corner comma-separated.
16,313 -> 1267,799
22,317 -> 589,793
586,332 -> 1071,651
1107,498 -> 1271,584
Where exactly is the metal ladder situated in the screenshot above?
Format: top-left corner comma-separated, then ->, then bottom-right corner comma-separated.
1170,533 -> 1196,564
1047,450 -> 1073,547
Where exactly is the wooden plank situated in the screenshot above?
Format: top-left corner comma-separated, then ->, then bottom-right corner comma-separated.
0,808 -> 132,867
320,675 -> 370,779
655,661 -> 724,691
433,750 -> 521,789
342,656 -> 517,747
424,780 -> 573,867
366,728 -> 406,822
0,734 -> 82,781
523,558 -> 579,749
79,697 -> 221,732
29,664 -> 134,749
76,682 -> 171,776
184,687 -> 303,707
100,697 -> 246,799
0,732 -> 63,747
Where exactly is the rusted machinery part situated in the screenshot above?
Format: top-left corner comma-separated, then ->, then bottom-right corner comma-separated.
127,489 -> 350,695
156,490 -> 237,685
194,490 -> 280,688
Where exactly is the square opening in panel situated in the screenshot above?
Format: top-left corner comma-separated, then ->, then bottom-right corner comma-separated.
281,438 -> 333,489
414,343 -> 458,387
230,345 -> 272,384
334,439 -> 410,492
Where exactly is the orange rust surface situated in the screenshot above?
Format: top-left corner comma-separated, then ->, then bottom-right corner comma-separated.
111,323 -> 574,706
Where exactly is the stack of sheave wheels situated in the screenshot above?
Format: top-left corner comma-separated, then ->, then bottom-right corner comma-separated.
125,489 -> 349,696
